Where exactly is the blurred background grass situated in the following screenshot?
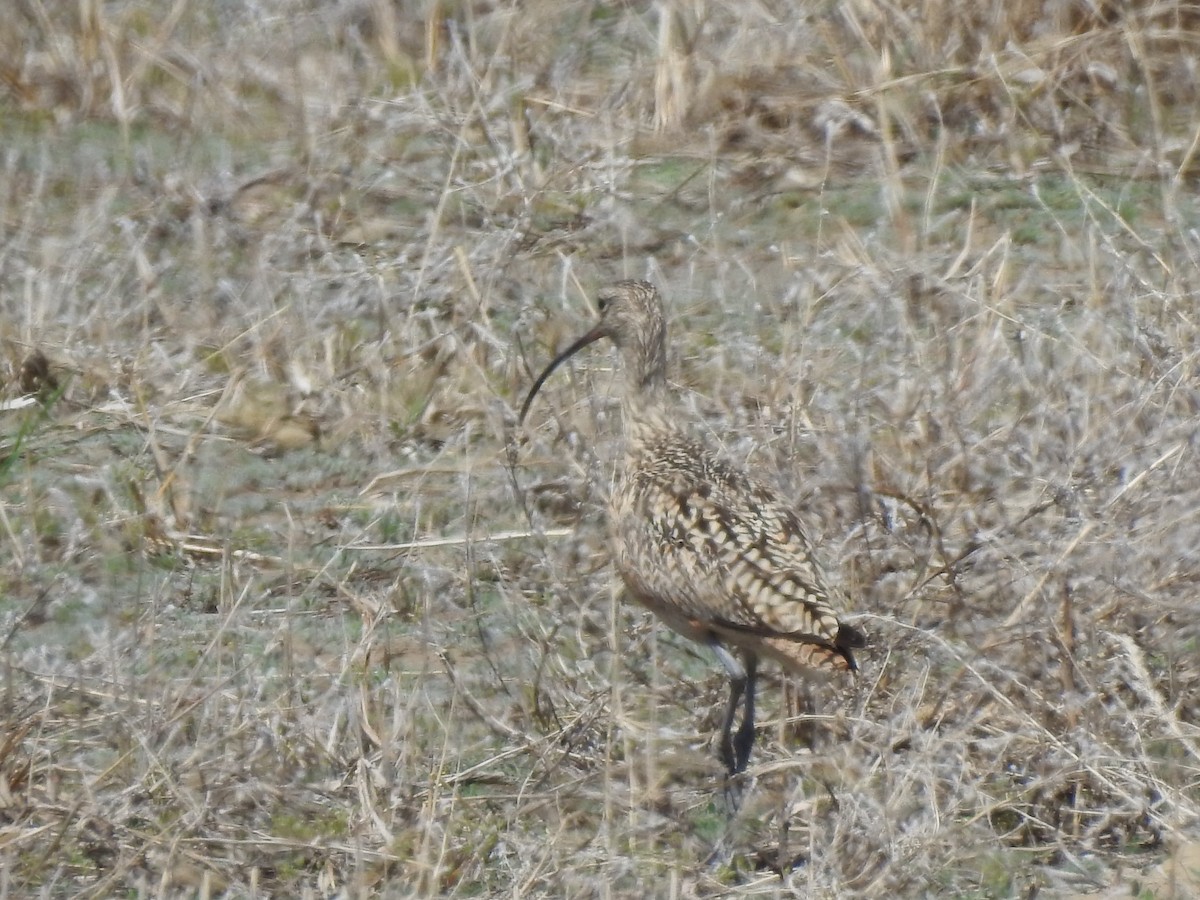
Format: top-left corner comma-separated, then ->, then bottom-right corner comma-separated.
1,0 -> 1199,896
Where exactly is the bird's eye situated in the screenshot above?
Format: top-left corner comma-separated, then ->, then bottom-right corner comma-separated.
596,295 -> 611,314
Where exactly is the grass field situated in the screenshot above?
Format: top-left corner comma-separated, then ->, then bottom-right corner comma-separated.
2,0 -> 1199,896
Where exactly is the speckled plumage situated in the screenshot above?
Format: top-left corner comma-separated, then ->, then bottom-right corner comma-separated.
613,424 -> 859,672
521,280 -> 864,774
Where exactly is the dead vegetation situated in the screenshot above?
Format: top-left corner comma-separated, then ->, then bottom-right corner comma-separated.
1,0 -> 1199,896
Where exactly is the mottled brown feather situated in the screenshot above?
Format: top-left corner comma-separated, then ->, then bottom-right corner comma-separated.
613,420 -> 863,674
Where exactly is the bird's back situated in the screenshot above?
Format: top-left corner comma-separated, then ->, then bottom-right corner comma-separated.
611,420 -> 864,674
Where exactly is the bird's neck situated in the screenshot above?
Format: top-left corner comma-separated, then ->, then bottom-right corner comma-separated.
618,335 -> 672,443
622,332 -> 668,396
621,367 -> 673,446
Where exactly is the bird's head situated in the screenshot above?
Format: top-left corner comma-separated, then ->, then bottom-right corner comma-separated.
520,280 -> 667,424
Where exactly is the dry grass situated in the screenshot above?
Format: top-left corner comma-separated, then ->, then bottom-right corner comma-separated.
1,0 -> 1199,896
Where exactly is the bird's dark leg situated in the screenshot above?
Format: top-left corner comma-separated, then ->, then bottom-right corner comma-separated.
712,643 -> 757,774
732,651 -> 758,773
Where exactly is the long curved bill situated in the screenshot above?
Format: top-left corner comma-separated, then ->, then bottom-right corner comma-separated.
519,323 -> 610,424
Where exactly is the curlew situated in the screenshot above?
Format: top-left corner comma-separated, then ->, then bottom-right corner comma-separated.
520,280 -> 865,775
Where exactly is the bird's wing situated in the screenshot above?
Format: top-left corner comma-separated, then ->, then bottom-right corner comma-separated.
615,435 -> 857,653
